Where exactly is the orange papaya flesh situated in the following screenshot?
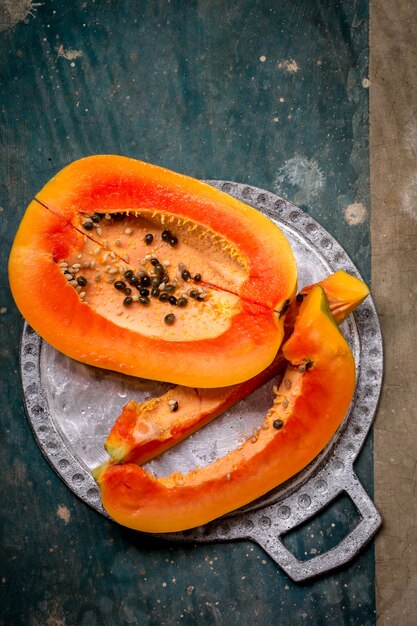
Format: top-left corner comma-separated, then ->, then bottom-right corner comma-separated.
36,156 -> 297,311
105,351 -> 286,465
95,286 -> 356,533
9,155 -> 297,388
300,269 -> 369,322
104,270 -> 367,466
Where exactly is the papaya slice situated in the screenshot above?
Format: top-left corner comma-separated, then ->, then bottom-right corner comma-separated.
104,270 -> 368,465
105,352 -> 287,465
300,269 -> 370,322
9,155 -> 297,388
94,286 -> 356,533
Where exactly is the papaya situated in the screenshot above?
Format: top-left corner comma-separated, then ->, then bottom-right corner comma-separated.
104,270 -> 368,465
104,352 -> 287,465
94,286 -> 356,532
299,269 -> 370,321
8,155 -> 297,388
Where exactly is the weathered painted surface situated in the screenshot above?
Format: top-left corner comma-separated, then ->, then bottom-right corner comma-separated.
0,1 -> 374,624
371,1 -> 417,623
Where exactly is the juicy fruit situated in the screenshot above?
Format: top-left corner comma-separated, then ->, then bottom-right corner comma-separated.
300,270 -> 369,321
104,354 -> 287,465
104,270 -> 368,466
8,155 -> 297,388
95,286 -> 356,533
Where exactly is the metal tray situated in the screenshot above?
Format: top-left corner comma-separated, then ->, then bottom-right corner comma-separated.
20,181 -> 383,582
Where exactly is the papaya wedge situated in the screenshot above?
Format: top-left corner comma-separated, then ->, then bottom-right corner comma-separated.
94,286 -> 356,532
104,270 -> 368,465
9,155 -> 297,388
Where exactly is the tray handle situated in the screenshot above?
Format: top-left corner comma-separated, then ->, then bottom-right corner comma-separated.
251,474 -> 381,582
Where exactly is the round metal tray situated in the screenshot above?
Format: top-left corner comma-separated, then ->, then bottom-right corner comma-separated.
20,182 -> 383,582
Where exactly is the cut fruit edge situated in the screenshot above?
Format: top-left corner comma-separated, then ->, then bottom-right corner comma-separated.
9,157 -> 298,387
94,286 -> 356,533
101,270 -> 369,466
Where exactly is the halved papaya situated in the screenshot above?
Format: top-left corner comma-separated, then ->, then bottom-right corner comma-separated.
94,286 -> 356,533
104,270 -> 368,465
9,156 -> 297,387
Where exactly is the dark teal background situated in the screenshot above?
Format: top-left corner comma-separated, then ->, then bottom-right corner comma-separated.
0,1 -> 374,624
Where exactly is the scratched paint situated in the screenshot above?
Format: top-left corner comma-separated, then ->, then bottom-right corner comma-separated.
275,157 -> 325,204
56,44 -> 83,61
0,0 -> 38,32
56,505 -> 71,524
344,202 -> 368,225
277,59 -> 300,73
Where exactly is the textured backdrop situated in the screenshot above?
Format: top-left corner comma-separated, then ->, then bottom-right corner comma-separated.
0,2 -> 375,624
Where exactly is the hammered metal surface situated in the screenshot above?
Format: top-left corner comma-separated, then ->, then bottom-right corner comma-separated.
20,182 -> 383,582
